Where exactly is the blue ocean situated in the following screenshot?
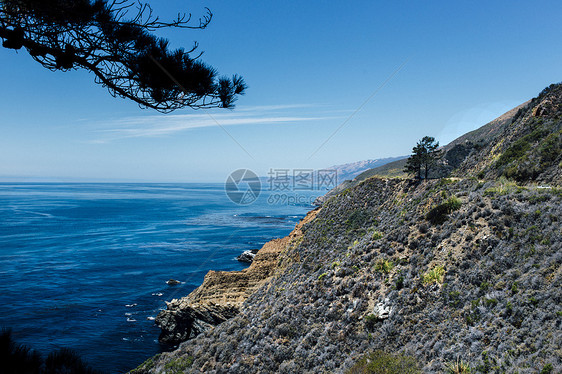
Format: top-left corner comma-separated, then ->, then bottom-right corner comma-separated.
0,183 -> 319,373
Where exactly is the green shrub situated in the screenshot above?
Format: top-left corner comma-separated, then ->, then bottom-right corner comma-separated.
540,363 -> 553,374
426,197 -> 461,224
163,356 -> 194,373
374,259 -> 394,274
395,276 -> 404,290
445,357 -> 472,373
346,350 -> 421,374
364,314 -> 379,330
511,282 -> 519,294
345,209 -> 370,233
371,230 -> 383,240
422,265 -> 445,284
496,138 -> 531,167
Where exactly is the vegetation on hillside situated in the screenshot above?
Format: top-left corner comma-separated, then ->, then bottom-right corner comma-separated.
137,83 -> 562,373
139,177 -> 562,373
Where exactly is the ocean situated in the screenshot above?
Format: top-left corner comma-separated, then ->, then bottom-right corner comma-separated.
0,183 -> 319,372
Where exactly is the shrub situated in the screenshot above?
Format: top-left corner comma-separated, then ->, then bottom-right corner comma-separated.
422,265 -> 445,284
426,197 -> 461,224
345,209 -> 370,233
364,314 -> 379,330
346,350 -> 421,374
163,356 -> 194,373
540,363 -> 554,374
445,357 -> 472,373
395,276 -> 404,290
0,329 -> 102,374
372,231 -> 384,240
374,259 -> 394,274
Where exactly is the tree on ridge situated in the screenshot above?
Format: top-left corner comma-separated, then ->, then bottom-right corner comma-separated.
404,136 -> 441,180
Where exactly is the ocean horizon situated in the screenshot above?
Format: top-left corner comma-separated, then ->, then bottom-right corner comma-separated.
0,183 -> 320,372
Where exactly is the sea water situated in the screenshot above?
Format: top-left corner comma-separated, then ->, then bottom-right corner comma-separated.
0,183 -> 319,372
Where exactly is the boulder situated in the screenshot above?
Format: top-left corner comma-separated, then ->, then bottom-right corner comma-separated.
236,249 -> 258,263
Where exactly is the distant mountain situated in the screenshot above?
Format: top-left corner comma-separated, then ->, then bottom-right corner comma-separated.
327,157 -> 407,183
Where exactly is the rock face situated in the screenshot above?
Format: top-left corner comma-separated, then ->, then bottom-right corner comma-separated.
155,209 -> 319,345
372,298 -> 392,320
155,302 -> 238,344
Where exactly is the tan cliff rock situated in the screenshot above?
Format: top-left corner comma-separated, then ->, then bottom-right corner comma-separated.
155,207 -> 319,344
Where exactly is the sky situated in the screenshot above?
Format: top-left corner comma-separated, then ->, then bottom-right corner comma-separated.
1,1 -> 562,182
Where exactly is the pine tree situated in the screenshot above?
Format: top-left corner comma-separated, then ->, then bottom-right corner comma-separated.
404,136 -> 441,180
0,0 -> 246,112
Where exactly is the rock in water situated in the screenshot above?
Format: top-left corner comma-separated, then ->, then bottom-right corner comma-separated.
166,279 -> 181,286
236,249 -> 258,263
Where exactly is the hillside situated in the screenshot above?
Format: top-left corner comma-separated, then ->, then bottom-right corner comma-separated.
133,84 -> 562,373
355,101 -> 531,182
317,94 -> 555,203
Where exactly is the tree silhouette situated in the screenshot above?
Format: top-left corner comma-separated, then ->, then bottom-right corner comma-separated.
0,0 -> 246,112
1,328 -> 104,374
404,136 -> 441,180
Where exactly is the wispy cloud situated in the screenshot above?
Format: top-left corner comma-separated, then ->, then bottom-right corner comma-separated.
90,104 -> 338,143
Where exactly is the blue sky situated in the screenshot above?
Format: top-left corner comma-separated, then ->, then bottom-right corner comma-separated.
1,1 -> 562,182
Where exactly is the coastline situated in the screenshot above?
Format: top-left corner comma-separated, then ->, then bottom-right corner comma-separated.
153,207 -> 321,346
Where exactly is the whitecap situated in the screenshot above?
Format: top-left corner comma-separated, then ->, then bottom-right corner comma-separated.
147,316 -> 155,321
127,317 -> 137,322
125,312 -> 132,316
125,303 -> 137,308
152,292 -> 163,296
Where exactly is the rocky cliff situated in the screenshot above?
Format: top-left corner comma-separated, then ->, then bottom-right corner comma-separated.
154,208 -> 319,344
133,83 -> 562,374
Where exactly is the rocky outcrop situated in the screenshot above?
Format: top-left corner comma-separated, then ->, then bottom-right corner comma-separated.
236,249 -> 258,263
155,302 -> 238,344
155,208 -> 319,345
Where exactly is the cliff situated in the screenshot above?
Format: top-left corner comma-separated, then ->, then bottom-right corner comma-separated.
155,208 -> 319,344
133,83 -> 562,373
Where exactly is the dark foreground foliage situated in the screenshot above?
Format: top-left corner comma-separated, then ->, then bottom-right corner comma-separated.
0,329 -> 103,374
0,0 -> 246,112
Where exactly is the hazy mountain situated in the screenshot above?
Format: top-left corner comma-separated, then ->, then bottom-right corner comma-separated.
326,157 -> 407,183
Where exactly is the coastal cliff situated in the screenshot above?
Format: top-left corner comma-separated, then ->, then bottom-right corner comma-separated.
155,208 -> 319,344
133,83 -> 562,373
